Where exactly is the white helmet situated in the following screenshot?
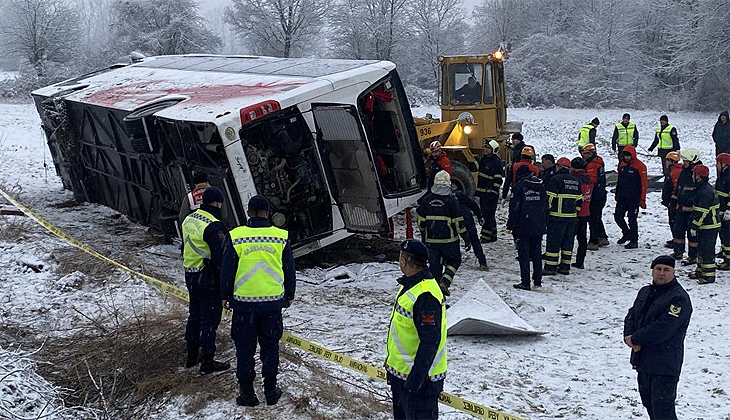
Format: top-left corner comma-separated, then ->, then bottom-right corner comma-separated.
433,170 -> 451,186
485,139 -> 499,153
680,148 -> 700,164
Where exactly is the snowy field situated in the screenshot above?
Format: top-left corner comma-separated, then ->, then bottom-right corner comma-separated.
0,71 -> 19,81
1,101 -> 729,420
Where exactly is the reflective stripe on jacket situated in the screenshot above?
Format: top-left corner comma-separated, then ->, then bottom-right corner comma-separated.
656,124 -> 675,150
230,225 -> 288,302
615,122 -> 636,146
182,209 -> 218,270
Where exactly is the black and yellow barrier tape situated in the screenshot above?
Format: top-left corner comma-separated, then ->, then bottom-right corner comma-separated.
0,188 -> 528,420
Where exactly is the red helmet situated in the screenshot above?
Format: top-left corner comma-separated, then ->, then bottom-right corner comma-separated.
557,157 -> 572,168
717,153 -> 730,165
692,164 -> 710,178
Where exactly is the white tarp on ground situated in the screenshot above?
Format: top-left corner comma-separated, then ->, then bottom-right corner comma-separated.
447,279 -> 547,336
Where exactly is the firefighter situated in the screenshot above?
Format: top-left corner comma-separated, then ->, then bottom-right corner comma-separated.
386,239 -> 447,420
615,146 -> 647,249
502,133 -> 526,199
688,165 -> 720,284
475,139 -> 503,243
582,144 -> 609,250
220,195 -> 296,407
716,153 -> 730,270
577,117 -> 600,152
543,157 -> 582,275
661,151 -> 683,247
611,113 -> 639,158
427,141 -> 453,189
417,170 -> 465,296
178,172 -> 210,234
503,145 -> 539,200
181,186 -> 231,375
648,115 -> 680,176
453,187 -> 488,269
670,148 -> 701,262
571,157 -> 593,269
508,164 -> 547,290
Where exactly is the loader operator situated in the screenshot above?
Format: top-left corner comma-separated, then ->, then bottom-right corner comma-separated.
181,186 -> 231,375
453,76 -> 481,104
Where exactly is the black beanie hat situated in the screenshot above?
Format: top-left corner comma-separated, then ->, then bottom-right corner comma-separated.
591,117 -> 600,126
202,186 -> 224,204
660,115 -> 669,122
651,255 -> 675,269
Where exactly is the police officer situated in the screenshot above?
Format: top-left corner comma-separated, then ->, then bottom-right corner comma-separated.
715,153 -> 730,270
582,144 -> 609,249
508,165 -> 547,290
611,113 -> 639,158
623,255 -> 692,420
688,165 -> 720,284
417,170 -> 465,296
648,115 -> 680,176
181,186 -> 231,374
670,148 -> 701,262
475,139 -> 503,243
577,117 -> 599,152
386,239 -> 447,420
220,195 -> 296,406
544,158 -> 582,275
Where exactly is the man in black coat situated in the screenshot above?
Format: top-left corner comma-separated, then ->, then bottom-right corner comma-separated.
508,165 -> 547,290
623,255 -> 692,420
454,189 -> 488,269
475,140 -> 503,243
712,110 -> 730,156
716,153 -> 730,270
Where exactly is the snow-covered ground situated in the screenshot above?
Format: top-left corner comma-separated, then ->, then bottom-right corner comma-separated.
0,71 -> 19,82
1,102 -> 729,420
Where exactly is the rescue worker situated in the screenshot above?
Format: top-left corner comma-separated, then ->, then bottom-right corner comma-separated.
417,170 -> 465,296
503,145 -> 539,200
503,133 -> 525,198
543,157 -> 582,275
508,165 -> 547,290
539,154 -> 556,184
688,164 -> 720,284
181,186 -> 231,374
615,146 -> 647,249
220,195 -> 297,407
453,187 -> 488,269
577,117 -> 600,152
661,151 -> 683,247
178,172 -> 210,234
427,141 -> 453,190
715,153 -> 730,270
611,113 -> 639,158
712,111 -> 730,156
648,115 -> 680,176
386,239 -> 447,420
475,139 -> 503,243
571,157 -> 593,269
670,148 -> 701,262
582,144 -> 609,250
623,255 -> 692,420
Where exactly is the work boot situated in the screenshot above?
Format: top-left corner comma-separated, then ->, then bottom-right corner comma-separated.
571,262 -> 584,269
598,238 -> 610,247
199,353 -> 230,375
542,267 -> 557,276
513,283 -> 530,291
624,241 -> 638,249
438,279 -> 451,297
680,257 -> 697,266
557,266 -> 570,275
478,263 -> 489,270
697,277 -> 716,284
533,280 -> 542,288
717,260 -> 730,271
688,270 -> 700,280
669,251 -> 683,260
263,377 -> 283,406
185,342 -> 200,369
236,382 -> 259,407
617,235 -> 630,245
586,242 -> 599,251
664,240 -> 675,249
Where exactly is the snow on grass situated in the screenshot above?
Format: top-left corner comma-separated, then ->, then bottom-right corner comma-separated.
0,71 -> 19,82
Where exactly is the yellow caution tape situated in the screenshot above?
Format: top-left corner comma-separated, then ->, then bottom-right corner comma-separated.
0,188 -> 528,420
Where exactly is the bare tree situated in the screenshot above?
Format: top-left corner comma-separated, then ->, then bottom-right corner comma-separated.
225,0 -> 330,58
0,0 -> 80,76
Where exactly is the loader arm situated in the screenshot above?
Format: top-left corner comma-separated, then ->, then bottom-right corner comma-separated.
413,118 -> 460,147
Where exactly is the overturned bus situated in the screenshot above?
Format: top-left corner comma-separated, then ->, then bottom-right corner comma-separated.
31,55 -> 427,256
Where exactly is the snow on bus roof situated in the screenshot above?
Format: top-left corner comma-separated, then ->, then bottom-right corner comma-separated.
32,55 -> 394,122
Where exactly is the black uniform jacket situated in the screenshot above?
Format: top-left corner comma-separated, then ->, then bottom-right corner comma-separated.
716,168 -> 730,213
453,190 -> 481,228
475,153 -> 503,197
546,167 -> 582,217
507,174 -> 546,237
220,217 -> 296,312
623,278 -> 692,377
677,164 -> 700,210
416,192 -> 465,243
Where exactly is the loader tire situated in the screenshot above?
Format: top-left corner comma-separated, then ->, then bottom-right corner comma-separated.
451,161 -> 475,198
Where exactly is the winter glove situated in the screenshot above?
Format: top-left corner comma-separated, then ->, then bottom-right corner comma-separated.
724,210 -> 730,221
690,229 -> 697,237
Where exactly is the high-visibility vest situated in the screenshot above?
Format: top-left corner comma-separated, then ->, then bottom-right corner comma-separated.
578,123 -> 596,147
230,225 -> 288,302
656,124 -> 675,150
385,278 -> 447,381
615,122 -> 636,146
181,209 -> 218,271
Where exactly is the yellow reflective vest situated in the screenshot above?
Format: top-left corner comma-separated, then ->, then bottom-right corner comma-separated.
181,209 -> 218,271
230,225 -> 288,302
615,121 -> 636,146
385,278 -> 447,381
656,124 -> 675,150
578,123 -> 596,147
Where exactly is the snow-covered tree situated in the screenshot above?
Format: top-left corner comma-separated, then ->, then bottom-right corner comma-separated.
111,0 -> 221,56
0,0 -> 81,76
225,0 -> 331,58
